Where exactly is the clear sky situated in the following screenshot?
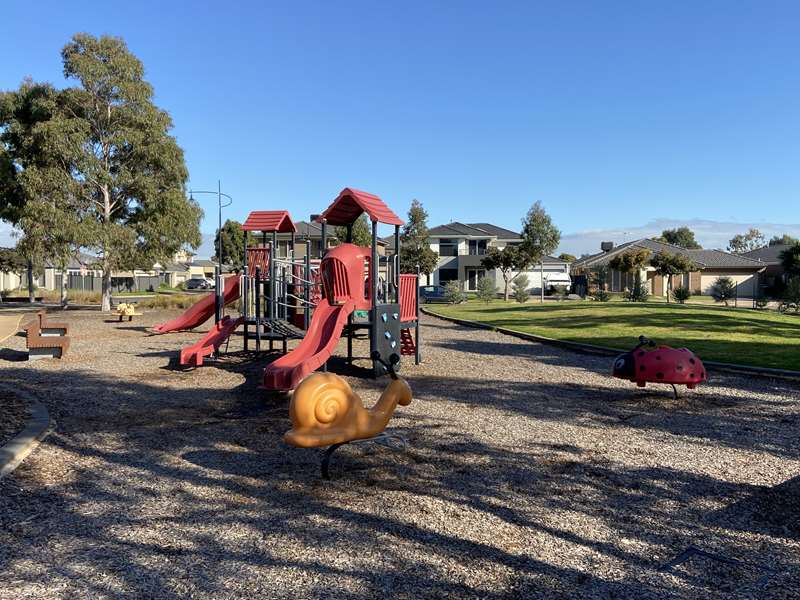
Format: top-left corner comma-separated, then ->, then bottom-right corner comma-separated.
2,0 -> 800,255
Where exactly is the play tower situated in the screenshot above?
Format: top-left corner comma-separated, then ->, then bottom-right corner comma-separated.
262,188 -> 420,391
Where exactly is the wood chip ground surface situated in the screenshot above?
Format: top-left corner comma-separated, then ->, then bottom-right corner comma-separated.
0,308 -> 798,599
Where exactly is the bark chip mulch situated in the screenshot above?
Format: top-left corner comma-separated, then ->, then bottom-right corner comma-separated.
0,308 -> 798,599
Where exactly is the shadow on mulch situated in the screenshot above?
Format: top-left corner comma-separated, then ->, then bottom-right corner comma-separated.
0,348 -> 28,362
1,343 -> 798,597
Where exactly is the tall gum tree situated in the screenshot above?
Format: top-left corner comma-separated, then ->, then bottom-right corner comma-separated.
55,34 -> 202,310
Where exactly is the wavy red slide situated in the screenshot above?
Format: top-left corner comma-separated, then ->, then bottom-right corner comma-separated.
179,316 -> 244,366
261,300 -> 355,391
152,275 -> 240,334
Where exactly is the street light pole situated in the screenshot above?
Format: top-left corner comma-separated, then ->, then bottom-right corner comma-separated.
189,181 -> 232,268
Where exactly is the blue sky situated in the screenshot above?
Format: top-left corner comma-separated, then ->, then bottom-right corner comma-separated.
2,0 -> 800,255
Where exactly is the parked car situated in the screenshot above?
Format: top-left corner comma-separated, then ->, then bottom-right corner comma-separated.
545,273 -> 572,294
185,277 -> 212,290
419,284 -> 466,304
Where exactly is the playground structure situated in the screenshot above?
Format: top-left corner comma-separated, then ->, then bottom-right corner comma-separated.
152,188 -> 421,387
612,335 -> 707,399
262,188 -> 420,390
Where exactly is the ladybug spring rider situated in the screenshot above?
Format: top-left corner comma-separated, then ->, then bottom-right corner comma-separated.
612,336 -> 707,398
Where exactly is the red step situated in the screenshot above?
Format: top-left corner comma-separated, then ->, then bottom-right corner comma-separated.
400,328 -> 415,356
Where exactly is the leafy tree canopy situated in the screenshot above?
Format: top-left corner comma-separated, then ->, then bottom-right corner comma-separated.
779,243 -> 800,278
656,227 -> 701,249
650,251 -> 697,302
520,201 -> 560,264
608,248 -> 652,274
728,228 -> 766,254
399,199 -> 438,275
0,34 -> 203,310
558,252 -> 576,262
0,247 -> 26,272
769,234 -> 799,247
482,244 -> 530,301
213,219 -> 245,268
608,248 -> 651,299
334,214 -> 372,248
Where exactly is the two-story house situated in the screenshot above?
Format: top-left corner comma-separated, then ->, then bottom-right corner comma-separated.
386,222 -> 571,294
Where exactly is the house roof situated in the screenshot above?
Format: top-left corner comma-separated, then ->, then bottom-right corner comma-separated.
572,238 -> 766,270
428,222 -> 521,239
316,188 -> 404,227
242,210 -> 296,233
742,244 -> 790,265
277,221 -> 386,245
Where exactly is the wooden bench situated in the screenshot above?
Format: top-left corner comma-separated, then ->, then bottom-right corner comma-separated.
25,311 -> 69,337
25,311 -> 70,360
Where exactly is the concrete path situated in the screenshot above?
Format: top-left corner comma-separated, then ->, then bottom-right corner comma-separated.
0,314 -> 23,345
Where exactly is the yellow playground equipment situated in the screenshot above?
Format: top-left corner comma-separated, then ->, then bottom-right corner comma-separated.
284,352 -> 412,478
115,303 -> 143,322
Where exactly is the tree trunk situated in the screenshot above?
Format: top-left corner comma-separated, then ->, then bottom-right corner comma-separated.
61,268 -> 67,307
27,259 -> 34,303
101,269 -> 112,312
101,184 -> 112,312
503,273 -> 510,301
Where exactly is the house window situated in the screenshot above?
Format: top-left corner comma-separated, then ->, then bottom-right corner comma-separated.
466,268 -> 486,291
439,239 -> 458,257
468,239 -> 488,255
438,268 -> 458,284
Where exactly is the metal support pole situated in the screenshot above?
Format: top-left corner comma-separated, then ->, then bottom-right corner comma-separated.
370,219 -> 379,374
540,262 -> 545,303
214,266 -> 221,325
304,250 -> 310,330
243,231 -> 249,351
271,231 -> 277,319
346,223 -> 353,243
255,266 -> 262,352
371,220 -> 378,309
394,224 -> 400,303
217,180 -> 223,268
415,264 -> 421,364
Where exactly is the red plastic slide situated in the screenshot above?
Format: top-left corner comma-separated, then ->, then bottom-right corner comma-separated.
152,275 -> 240,334
261,300 -> 355,391
179,316 -> 244,367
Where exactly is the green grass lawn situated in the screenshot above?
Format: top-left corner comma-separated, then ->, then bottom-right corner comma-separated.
428,300 -> 800,371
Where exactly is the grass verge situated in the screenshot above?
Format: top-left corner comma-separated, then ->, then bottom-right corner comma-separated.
428,300 -> 800,371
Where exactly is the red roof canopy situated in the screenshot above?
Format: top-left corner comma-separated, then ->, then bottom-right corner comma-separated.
316,188 -> 404,227
241,210 -> 296,233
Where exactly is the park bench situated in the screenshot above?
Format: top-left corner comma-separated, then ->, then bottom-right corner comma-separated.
25,311 -> 70,360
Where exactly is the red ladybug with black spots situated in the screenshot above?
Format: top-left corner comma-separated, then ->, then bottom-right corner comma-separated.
612,336 -> 706,397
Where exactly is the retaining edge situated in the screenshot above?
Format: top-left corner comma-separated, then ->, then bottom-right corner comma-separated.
422,307 -> 800,382
0,387 -> 52,480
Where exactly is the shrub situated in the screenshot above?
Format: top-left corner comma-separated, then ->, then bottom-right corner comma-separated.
476,276 -> 497,303
139,294 -> 197,310
626,283 -> 650,302
710,276 -> 736,306
548,284 -> 569,296
671,286 -> 692,304
443,280 -> 464,304
511,274 -> 529,303
755,297 -> 769,309
781,277 -> 800,313
594,289 -> 610,302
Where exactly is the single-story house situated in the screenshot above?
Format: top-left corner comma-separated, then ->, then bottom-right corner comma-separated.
572,238 -> 766,297
384,222 -> 571,294
741,244 -> 792,290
